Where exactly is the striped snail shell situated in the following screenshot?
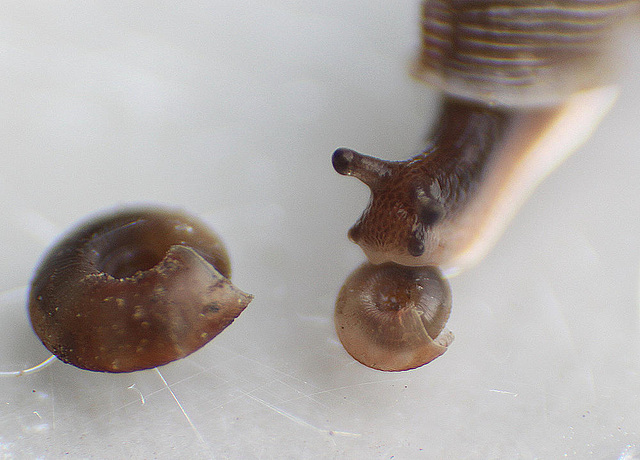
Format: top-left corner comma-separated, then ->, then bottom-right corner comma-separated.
334,0 -> 639,274
414,0 -> 638,107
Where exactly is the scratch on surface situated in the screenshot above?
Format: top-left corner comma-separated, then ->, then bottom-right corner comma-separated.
197,355 -> 387,417
127,384 -> 145,405
637,257 -> 640,358
271,376 -> 331,410
489,389 -> 519,397
290,378 -> 409,402
221,351 -> 322,393
49,367 -> 56,430
188,351 -> 335,413
107,355 -> 397,440
100,367 -> 211,418
245,393 -> 361,438
154,368 -> 206,446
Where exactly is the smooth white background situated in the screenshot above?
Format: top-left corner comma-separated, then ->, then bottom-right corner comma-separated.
0,1 -> 638,458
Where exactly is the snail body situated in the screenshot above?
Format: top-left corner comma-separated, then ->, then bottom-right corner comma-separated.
28,206 -> 252,373
332,0 -> 639,370
335,0 -> 639,274
333,86 -> 617,273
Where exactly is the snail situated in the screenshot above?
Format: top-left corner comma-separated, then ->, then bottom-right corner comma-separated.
335,263 -> 453,371
28,206 -> 253,373
332,0 -> 639,370
334,0 -> 639,274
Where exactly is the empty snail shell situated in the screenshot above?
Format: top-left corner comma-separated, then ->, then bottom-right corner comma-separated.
28,206 -> 253,373
335,263 -> 453,371
334,0 -> 639,274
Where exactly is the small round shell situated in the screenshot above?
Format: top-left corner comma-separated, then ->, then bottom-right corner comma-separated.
335,262 -> 453,371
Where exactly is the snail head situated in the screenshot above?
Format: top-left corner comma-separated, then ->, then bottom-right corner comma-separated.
332,148 -> 448,267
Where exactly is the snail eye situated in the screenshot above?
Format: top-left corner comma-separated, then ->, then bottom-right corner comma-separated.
419,207 -> 441,226
331,148 -> 355,175
414,183 -> 442,227
407,228 -> 425,257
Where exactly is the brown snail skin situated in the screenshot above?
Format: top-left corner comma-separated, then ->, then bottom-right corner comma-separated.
334,0 -> 639,275
333,88 -> 618,274
28,206 -> 253,373
335,263 -> 453,372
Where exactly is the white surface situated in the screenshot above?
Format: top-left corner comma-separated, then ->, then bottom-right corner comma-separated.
0,2 -> 639,459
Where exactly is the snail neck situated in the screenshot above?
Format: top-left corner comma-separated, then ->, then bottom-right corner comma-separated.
427,88 -> 619,274
427,96 -> 511,164
415,96 -> 514,209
